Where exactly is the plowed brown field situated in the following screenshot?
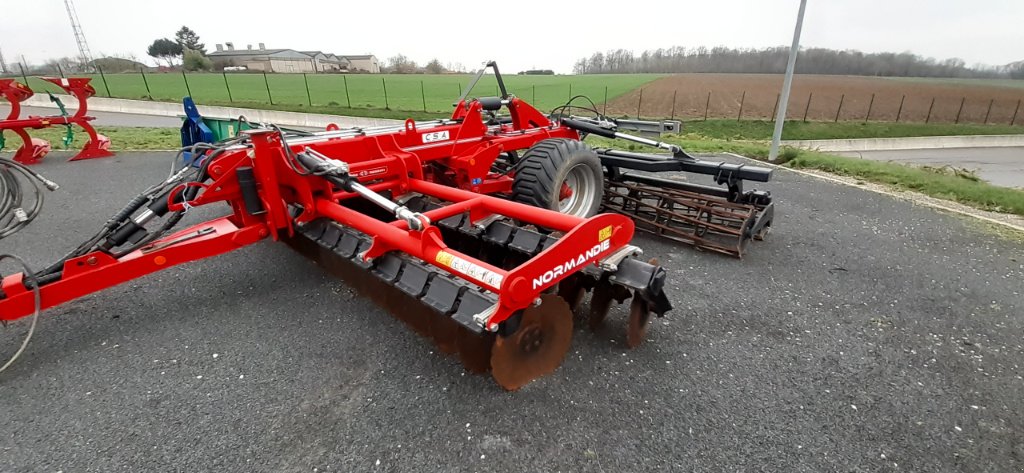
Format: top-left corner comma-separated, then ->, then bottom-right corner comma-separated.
605,74 -> 1024,124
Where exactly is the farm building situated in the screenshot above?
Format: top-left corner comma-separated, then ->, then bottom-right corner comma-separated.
209,43 -> 379,74
301,51 -> 349,72
342,55 -> 380,73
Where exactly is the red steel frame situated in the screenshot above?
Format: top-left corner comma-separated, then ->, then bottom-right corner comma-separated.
0,77 -> 114,164
1,97 -> 634,331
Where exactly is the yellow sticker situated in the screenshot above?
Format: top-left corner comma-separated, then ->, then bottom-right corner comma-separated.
598,225 -> 612,242
435,251 -> 454,266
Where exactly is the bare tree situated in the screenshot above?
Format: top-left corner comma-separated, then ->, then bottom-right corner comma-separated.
386,54 -> 418,74
425,58 -> 446,74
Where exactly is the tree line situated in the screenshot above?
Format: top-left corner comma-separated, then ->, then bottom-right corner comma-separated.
572,46 -> 1024,79
383,54 -> 468,74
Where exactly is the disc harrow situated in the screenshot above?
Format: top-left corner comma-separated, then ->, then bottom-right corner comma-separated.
0,61 -> 780,389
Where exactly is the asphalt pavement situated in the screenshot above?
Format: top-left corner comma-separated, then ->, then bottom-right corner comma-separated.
1,152 -> 1023,472
836,147 -> 1024,189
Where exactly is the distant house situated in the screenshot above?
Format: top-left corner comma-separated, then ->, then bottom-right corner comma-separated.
208,43 -> 378,74
340,55 -> 380,74
209,43 -> 316,73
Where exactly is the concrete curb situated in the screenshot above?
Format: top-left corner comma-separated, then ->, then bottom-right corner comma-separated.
23,94 -> 404,129
782,134 -> 1024,152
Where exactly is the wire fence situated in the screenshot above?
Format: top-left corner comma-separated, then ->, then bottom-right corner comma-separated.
4,65 -> 1023,126
609,88 -> 1024,126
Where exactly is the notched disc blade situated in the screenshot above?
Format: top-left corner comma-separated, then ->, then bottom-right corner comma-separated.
490,294 -> 574,391
626,293 -> 653,348
557,274 -> 587,312
588,283 -> 614,331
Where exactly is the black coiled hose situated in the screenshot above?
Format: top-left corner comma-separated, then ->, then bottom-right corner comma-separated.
0,158 -> 59,240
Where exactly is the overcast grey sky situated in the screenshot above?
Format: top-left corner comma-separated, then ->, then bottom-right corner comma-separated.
2,0 -> 1022,73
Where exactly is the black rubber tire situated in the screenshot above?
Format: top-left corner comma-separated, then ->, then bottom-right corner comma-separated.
511,139 -> 603,218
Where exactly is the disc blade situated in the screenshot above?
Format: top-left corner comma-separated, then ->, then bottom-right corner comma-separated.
428,312 -> 461,355
490,294 -> 574,391
626,292 -> 653,348
456,327 -> 493,374
587,281 -> 617,331
557,274 -> 587,312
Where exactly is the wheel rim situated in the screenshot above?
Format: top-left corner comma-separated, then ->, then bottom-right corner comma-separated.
558,163 -> 599,217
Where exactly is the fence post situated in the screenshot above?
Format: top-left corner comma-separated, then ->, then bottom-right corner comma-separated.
1011,99 -> 1021,126
532,84 -> 536,104
636,88 -> 643,119
802,92 -> 812,122
864,93 -> 875,123
57,63 -> 65,78
704,91 -> 711,121
303,73 -> 312,106
568,83 -> 572,101
140,67 -> 152,99
983,99 -> 994,124
420,80 -> 427,112
19,63 -> 29,85
97,65 -> 111,97
382,77 -> 389,109
834,94 -> 845,122
896,95 -> 905,122
772,93 -> 780,120
670,90 -> 677,120
343,75 -> 351,108
925,97 -> 935,123
222,71 -> 233,103
954,97 -> 965,124
262,71 -> 273,105
458,82 -> 462,97
737,90 -> 746,121
181,69 -> 192,98
603,86 -> 608,116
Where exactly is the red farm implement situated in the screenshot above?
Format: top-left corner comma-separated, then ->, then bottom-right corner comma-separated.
0,77 -> 113,164
0,63 -> 774,389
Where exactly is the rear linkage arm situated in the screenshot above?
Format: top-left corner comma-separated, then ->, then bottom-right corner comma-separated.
560,117 -> 774,205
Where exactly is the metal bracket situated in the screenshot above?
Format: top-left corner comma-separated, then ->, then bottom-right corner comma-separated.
472,214 -> 504,230
597,245 -> 642,272
473,303 -> 499,331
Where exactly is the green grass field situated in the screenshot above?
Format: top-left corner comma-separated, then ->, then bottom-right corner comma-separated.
19,72 -> 660,115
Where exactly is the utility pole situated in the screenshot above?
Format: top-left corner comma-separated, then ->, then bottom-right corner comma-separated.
63,0 -> 95,71
769,0 -> 808,162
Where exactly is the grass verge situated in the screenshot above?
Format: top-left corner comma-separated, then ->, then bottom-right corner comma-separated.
1,126 -> 181,151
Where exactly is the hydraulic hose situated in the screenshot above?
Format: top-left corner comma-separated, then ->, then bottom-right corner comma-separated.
0,158 -> 59,240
